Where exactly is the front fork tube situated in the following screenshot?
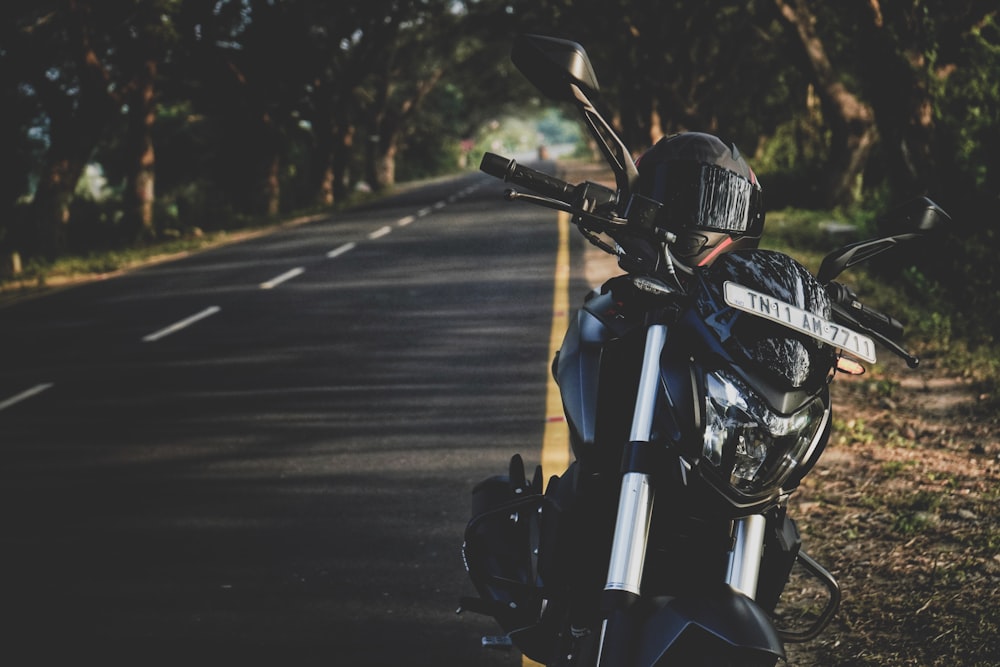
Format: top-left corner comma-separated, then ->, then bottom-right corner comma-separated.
726,514 -> 766,599
596,326 -> 770,664
597,325 -> 667,664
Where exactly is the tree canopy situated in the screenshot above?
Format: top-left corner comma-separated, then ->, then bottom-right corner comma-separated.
2,0 -> 998,339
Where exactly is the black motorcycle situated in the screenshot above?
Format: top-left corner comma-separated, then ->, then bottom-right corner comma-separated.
459,35 -> 949,666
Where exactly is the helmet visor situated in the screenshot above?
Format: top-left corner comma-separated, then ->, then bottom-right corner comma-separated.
654,162 -> 764,236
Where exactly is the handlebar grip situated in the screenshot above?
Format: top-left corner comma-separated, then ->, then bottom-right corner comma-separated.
827,282 -> 904,341
480,152 -> 515,180
480,152 -> 577,204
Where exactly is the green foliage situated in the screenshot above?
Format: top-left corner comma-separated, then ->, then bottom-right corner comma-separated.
890,489 -> 945,535
1,0 -> 998,362
472,106 -> 585,159
535,108 -> 585,147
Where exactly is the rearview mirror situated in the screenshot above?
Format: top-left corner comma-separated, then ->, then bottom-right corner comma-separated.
877,196 -> 951,235
511,34 -> 601,103
817,197 -> 950,283
509,34 -> 638,201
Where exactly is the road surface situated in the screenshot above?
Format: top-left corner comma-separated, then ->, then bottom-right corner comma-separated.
0,169 -> 590,665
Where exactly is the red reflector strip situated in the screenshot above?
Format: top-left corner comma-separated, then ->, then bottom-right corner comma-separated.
697,236 -> 735,266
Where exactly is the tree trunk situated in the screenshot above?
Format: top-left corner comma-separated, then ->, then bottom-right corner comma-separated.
332,123 -> 355,203
123,59 -> 158,242
618,85 -> 662,155
257,112 -> 281,217
31,87 -> 110,257
31,155 -> 82,257
366,109 -> 397,192
263,149 -> 281,217
366,66 -> 444,191
858,0 -> 938,199
311,113 -> 354,207
316,164 -> 335,208
311,121 -> 336,208
375,142 -> 397,190
365,130 -> 385,192
774,0 -> 878,208
29,0 -> 118,257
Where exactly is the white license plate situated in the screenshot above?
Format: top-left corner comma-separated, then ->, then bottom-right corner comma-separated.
723,281 -> 877,363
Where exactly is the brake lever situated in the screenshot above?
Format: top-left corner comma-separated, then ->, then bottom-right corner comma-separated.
502,187 -> 680,287
503,188 -> 628,231
503,188 -> 566,208
831,303 -> 920,368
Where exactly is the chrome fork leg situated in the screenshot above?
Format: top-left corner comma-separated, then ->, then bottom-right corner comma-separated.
603,471 -> 654,595
603,324 -> 667,597
726,514 -> 767,598
596,326 -> 668,665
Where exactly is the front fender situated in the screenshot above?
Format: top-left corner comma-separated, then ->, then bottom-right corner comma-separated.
635,584 -> 785,665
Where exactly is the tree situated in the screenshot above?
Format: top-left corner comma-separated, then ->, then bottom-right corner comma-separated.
773,0 -> 877,208
1,0 -> 182,254
359,1 -> 468,191
475,0 -> 807,160
5,1 -> 123,257
298,2 -> 410,204
112,0 -> 181,242
2,0 -> 995,277
856,0 -> 998,203
0,10 -> 45,250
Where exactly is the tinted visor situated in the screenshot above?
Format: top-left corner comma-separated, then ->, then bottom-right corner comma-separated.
652,162 -> 764,236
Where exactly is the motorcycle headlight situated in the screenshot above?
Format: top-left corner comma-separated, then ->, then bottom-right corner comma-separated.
702,371 -> 828,496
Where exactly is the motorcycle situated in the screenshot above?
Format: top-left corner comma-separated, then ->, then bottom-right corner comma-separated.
458,35 -> 949,666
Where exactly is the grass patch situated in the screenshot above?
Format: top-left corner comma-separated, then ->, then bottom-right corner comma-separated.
0,207 -> 332,303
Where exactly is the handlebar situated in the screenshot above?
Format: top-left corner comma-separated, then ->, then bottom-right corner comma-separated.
480,151 -> 919,366
826,282 -> 904,341
480,153 -> 578,205
480,152 -> 695,292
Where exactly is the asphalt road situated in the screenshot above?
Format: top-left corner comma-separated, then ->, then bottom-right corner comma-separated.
0,169 -> 586,665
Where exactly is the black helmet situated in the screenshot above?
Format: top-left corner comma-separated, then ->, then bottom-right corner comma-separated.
636,132 -> 764,267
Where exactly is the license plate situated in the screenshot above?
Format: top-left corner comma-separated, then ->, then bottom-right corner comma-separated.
723,281 -> 877,363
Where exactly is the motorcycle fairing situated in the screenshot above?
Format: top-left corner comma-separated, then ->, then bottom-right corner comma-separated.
690,249 -> 836,395
634,584 -> 785,666
654,249 -> 835,455
556,277 -> 660,457
655,252 -> 837,513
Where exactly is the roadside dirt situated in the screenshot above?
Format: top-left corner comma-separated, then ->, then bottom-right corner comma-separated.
783,360 -> 1000,667
567,160 -> 1000,666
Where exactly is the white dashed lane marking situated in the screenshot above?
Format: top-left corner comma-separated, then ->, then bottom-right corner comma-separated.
0,383 -> 54,412
142,306 -> 222,342
327,242 -> 356,258
7,178 -> 493,409
260,267 -> 306,290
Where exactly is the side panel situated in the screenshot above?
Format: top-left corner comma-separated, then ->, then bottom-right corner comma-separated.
555,305 -> 613,446
555,280 -> 647,454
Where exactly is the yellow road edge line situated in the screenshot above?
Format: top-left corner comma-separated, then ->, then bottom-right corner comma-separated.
523,210 -> 572,667
542,210 -> 572,486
